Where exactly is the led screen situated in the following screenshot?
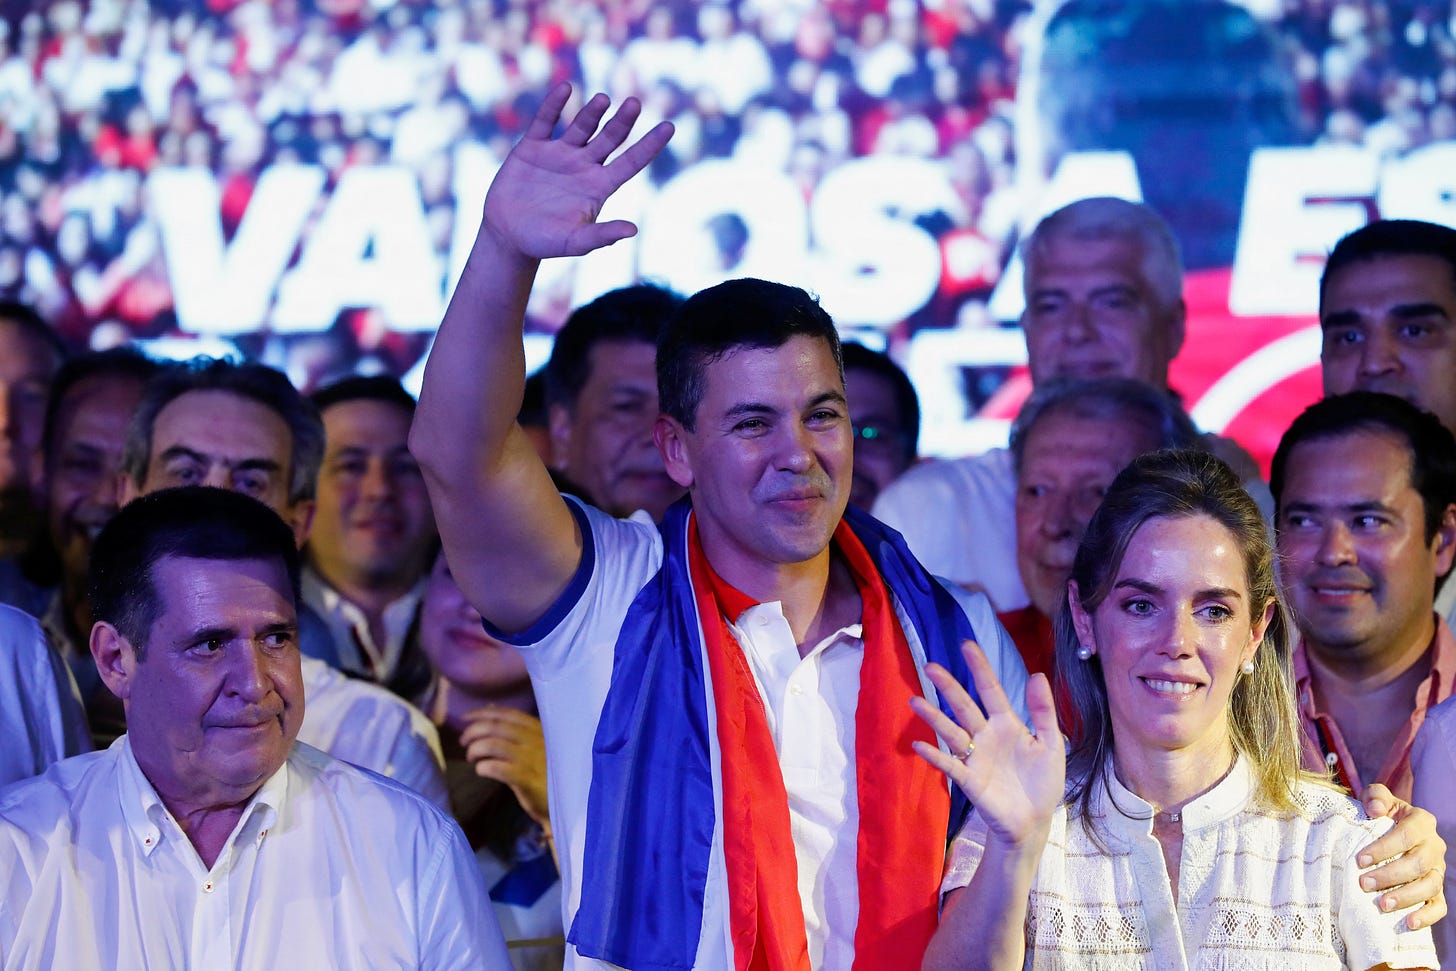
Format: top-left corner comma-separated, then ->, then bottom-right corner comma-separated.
4,0 -> 1454,467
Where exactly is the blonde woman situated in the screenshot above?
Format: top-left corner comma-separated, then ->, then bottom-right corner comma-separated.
914,450 -> 1437,969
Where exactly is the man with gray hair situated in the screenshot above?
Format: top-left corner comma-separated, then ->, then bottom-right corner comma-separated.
995,377 -> 1201,677
119,358 -> 450,810
874,196 -> 1265,611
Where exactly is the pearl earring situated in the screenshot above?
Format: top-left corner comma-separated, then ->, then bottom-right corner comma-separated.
1241,659 -> 1255,675
1076,645 -> 1093,661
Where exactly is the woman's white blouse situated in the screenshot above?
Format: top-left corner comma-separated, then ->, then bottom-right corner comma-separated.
942,758 -> 1436,969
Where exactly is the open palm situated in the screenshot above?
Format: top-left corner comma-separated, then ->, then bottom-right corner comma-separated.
480,84 -> 674,260
911,641 -> 1065,846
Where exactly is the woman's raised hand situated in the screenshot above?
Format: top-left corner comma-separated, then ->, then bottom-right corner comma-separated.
479,83 -> 673,261
911,640 -> 1065,845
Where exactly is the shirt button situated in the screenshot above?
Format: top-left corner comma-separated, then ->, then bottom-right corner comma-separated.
203,881 -> 214,894
789,683 -> 804,697
1326,752 -> 1339,767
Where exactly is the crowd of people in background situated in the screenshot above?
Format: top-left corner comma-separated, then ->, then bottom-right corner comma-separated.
1,3 -> 1456,965
4,77 -> 1453,966
0,0 -> 1451,388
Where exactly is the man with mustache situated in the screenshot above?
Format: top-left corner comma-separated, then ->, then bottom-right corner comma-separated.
1319,219 -> 1456,632
1272,391 -> 1456,802
411,86 -> 1030,969
0,487 -> 510,969
542,283 -> 686,522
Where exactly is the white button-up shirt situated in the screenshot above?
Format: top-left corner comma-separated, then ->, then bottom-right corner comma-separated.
732,602 -> 863,971
944,759 -> 1436,967
0,603 -> 90,788
296,654 -> 450,810
0,738 -> 511,970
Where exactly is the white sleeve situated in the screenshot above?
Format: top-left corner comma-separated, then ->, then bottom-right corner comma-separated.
417,812 -> 514,971
873,451 -> 1029,612
490,499 -> 662,682
1334,815 -> 1438,969
1412,700 -> 1456,964
298,662 -> 450,812
380,711 -> 450,813
940,806 -> 991,895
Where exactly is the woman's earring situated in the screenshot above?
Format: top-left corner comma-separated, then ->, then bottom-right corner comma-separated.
1241,659 -> 1255,675
1076,645 -> 1093,661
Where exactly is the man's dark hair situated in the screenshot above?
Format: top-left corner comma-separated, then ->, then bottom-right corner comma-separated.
310,373 -> 416,416
1320,219 -> 1456,316
1270,391 -> 1456,542
841,342 -> 920,463
120,358 -> 325,504
90,486 -> 301,653
42,347 -> 161,460
0,299 -> 68,366
543,283 -> 684,411
658,278 -> 843,431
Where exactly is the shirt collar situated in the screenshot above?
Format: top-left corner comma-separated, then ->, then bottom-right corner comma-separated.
1088,755 -> 1252,842
115,735 -> 291,859
301,566 -> 427,673
1427,616 -> 1456,696
1294,614 -> 1456,709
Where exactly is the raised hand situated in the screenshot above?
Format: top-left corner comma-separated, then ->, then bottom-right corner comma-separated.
480,83 -> 674,261
460,706 -> 552,831
911,640 -> 1065,846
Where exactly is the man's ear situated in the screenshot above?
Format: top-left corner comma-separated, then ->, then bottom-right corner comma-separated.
91,621 -> 139,702
288,499 -> 316,548
117,470 -> 140,507
653,416 -> 694,489
547,403 -> 573,472
1433,503 -> 1456,577
1167,298 -> 1188,360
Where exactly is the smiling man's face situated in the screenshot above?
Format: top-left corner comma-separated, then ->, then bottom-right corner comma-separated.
310,398 -> 435,595
1021,232 -> 1184,389
658,335 -> 851,585
46,374 -> 145,597
1277,428 -> 1455,671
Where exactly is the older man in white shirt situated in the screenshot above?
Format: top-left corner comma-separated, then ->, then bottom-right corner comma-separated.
0,487 -> 509,970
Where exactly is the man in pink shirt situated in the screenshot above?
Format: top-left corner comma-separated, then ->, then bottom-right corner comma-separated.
1272,391 -> 1456,801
